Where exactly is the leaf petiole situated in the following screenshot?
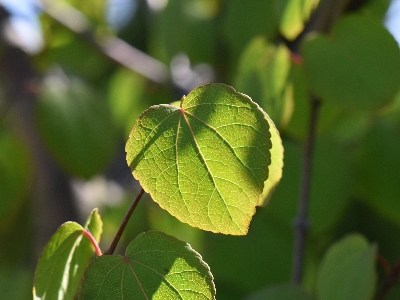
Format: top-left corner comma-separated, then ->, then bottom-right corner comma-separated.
105,188 -> 145,255
82,229 -> 102,256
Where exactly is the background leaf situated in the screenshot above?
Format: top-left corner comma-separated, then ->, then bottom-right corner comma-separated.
33,209 -> 102,300
356,120 -> 400,226
37,78 -> 117,179
0,128 -> 31,226
148,0 -> 216,64
108,69 -> 147,137
222,0 -> 283,59
203,208 -> 293,299
79,231 -> 215,299
126,83 -> 271,235
302,14 -> 400,110
316,234 -> 377,300
234,37 -> 294,128
265,138 -> 353,234
245,283 -> 314,300
279,0 -> 319,40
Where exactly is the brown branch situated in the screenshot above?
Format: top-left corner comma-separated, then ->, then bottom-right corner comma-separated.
37,0 -> 169,84
287,0 -> 354,285
291,96 -> 321,284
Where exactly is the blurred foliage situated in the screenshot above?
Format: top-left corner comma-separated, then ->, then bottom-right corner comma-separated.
1,0 -> 400,298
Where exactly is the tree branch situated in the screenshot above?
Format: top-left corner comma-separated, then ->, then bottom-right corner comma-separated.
37,0 -> 169,84
291,96 -> 321,284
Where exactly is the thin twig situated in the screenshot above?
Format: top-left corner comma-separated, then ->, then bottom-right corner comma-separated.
105,188 -> 145,255
291,96 -> 321,284
36,0 -> 169,84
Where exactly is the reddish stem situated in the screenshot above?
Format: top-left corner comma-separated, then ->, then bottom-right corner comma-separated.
105,188 -> 145,255
290,52 -> 303,65
82,229 -> 102,256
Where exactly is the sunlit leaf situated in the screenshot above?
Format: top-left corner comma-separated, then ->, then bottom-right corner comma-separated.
317,234 -> 377,300
302,15 -> 400,110
33,209 -> 102,300
235,37 -> 294,128
233,38 -> 285,206
79,231 -> 215,299
126,83 -> 271,235
280,0 -> 319,40
258,114 -> 284,206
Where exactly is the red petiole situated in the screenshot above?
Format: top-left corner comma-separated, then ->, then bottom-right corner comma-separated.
82,229 -> 102,256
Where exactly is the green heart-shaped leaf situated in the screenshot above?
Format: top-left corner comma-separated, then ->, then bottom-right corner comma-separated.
126,83 -> 271,235
79,231 -> 215,299
33,209 -> 102,300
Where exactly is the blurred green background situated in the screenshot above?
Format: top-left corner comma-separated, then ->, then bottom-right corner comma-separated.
1,0 -> 400,299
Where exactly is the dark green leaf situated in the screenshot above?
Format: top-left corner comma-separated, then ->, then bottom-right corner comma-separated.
0,129 -> 31,224
79,231 -> 215,299
246,283 -> 314,300
37,78 -> 117,179
266,138 -> 352,234
317,234 -> 377,300
302,15 -> 400,110
222,0 -> 282,58
149,0 -> 215,63
357,121 -> 400,226
204,209 -> 293,297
